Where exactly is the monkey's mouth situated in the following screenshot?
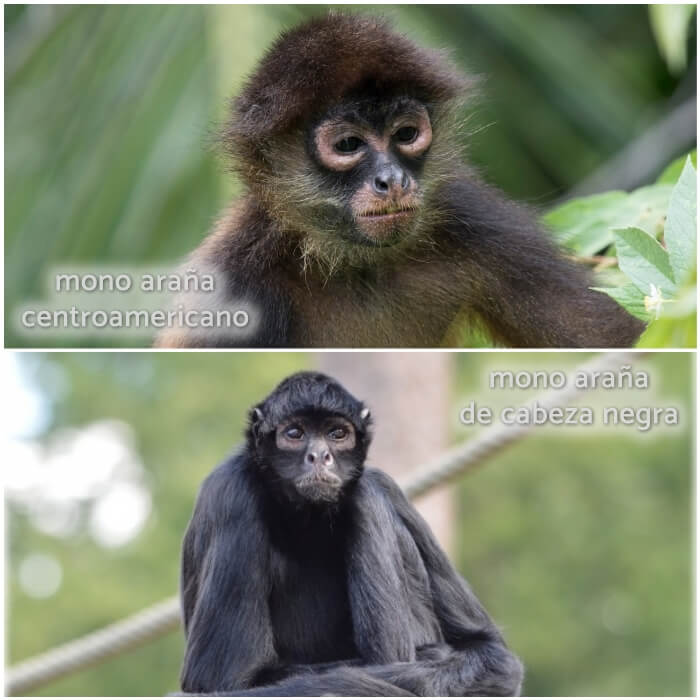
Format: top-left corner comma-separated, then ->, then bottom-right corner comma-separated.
355,204 -> 418,244
295,472 -> 342,503
358,205 -> 417,220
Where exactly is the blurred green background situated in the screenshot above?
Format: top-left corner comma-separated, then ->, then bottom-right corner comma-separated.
5,352 -> 693,695
4,4 -> 697,347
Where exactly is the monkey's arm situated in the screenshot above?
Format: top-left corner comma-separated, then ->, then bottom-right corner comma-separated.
365,469 -> 524,696
180,461 -> 277,692
441,177 -> 644,348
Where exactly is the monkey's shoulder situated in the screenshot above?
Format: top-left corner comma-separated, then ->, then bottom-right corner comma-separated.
195,452 -> 260,521
196,199 -> 294,271
358,467 -> 410,507
361,466 -> 399,488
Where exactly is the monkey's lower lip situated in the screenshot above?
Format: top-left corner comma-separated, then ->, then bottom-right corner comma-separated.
359,209 -> 415,220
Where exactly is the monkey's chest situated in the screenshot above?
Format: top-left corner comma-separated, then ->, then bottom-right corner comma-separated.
289,262 -> 467,347
269,549 -> 357,663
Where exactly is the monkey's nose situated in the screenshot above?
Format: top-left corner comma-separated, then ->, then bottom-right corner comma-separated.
373,165 -> 408,196
306,450 -> 333,468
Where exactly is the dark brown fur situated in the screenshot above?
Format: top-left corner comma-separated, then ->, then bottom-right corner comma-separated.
156,13 -> 643,349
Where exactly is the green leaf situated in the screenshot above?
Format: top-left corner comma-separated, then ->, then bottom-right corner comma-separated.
543,191 -> 626,255
649,4 -> 696,74
613,226 -> 676,295
664,157 -> 697,285
591,284 -> 651,322
544,185 -> 672,256
657,149 -> 697,184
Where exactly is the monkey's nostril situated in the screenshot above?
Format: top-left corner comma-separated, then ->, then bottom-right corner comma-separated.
401,173 -> 410,189
306,452 -> 316,464
374,176 -> 389,193
322,451 -> 333,466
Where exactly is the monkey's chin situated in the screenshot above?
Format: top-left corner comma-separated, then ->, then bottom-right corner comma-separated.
295,475 -> 342,503
355,210 -> 416,246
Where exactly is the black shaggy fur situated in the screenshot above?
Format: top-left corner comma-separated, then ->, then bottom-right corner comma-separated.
179,372 -> 524,696
156,13 -> 643,349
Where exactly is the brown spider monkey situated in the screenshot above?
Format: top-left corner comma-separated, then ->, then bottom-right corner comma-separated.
156,13 -> 644,349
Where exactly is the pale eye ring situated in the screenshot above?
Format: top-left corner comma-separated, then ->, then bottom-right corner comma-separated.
394,126 -> 418,145
334,136 -> 364,154
285,426 -> 304,440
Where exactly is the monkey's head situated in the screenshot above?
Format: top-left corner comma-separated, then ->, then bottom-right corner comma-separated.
225,14 -> 471,265
247,372 -> 372,506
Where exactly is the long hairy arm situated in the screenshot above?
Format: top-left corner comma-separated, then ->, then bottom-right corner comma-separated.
438,175 -> 644,348
364,468 -> 524,695
180,459 -> 277,693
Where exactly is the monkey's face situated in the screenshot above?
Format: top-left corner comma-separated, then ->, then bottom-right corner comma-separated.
309,97 -> 432,247
268,413 -> 362,504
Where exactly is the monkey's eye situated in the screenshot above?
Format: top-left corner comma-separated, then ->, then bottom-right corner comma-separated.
394,126 -> 418,144
328,427 -> 348,440
285,426 -> 304,440
334,137 -> 363,154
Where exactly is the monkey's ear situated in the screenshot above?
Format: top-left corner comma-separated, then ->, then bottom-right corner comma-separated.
360,407 -> 371,422
249,407 -> 265,441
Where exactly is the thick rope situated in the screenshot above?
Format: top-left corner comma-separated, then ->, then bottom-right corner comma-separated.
402,352 -> 640,499
7,597 -> 181,695
7,351 -> 638,695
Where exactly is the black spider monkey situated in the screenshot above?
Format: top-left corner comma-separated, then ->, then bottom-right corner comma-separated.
156,13 -> 643,349
179,372 -> 523,696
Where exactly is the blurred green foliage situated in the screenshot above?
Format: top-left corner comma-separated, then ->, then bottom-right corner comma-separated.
454,353 -> 692,695
649,4 -> 696,74
4,5 -> 696,347
7,352 -> 692,695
